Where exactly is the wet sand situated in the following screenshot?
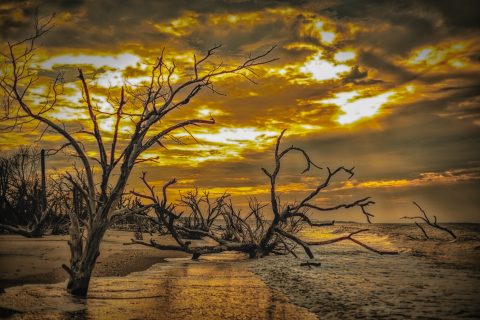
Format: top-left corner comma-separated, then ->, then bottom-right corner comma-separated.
1,225 -> 480,319
0,231 -> 189,292
0,254 -> 317,319
251,224 -> 480,319
0,231 -> 317,319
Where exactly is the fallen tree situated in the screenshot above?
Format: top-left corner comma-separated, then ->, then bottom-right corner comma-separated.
128,130 -> 398,259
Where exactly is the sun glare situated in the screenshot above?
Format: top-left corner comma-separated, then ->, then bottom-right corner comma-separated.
195,127 -> 276,145
321,91 -> 394,125
334,51 -> 356,62
300,53 -> 350,81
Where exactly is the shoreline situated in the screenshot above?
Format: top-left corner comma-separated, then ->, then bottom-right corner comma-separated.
0,250 -> 317,319
251,224 -> 480,319
0,231 -> 189,292
1,225 -> 479,319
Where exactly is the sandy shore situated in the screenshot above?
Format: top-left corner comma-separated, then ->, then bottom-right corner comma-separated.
0,230 -> 189,292
251,224 -> 480,319
1,225 -> 480,319
0,235 -> 317,319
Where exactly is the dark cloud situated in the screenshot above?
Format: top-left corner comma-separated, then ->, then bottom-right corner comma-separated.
291,89 -> 480,177
421,0 -> 480,29
359,51 -> 415,84
0,1 -> 36,40
342,65 -> 369,84
2,0 -> 479,222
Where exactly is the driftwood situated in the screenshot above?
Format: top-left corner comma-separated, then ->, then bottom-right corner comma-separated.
402,202 -> 457,240
300,261 -> 322,268
306,229 -> 397,255
129,131 -> 398,260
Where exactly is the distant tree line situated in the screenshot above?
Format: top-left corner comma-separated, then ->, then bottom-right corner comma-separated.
0,146 -> 68,237
0,146 -> 151,237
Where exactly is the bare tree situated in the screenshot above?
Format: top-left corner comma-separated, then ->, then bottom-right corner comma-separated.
0,14 -> 276,296
128,130 -> 398,260
402,201 -> 457,240
177,190 -> 228,239
0,146 -> 52,237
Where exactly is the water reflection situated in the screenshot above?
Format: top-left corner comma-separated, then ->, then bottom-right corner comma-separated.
0,255 -> 317,320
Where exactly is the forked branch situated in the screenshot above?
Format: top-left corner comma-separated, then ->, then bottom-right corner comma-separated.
401,201 -> 457,240
128,130 -> 397,261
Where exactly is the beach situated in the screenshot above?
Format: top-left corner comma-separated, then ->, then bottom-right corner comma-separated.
1,224 -> 479,319
0,231 -> 189,292
251,224 -> 480,319
0,231 -> 316,319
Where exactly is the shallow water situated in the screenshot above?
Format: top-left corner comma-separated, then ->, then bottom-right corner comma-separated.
251,224 -> 480,319
0,252 -> 317,320
2,224 -> 479,319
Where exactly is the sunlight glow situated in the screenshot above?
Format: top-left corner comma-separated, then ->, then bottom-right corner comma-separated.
40,53 -> 142,70
39,53 -> 147,88
334,51 -> 356,62
320,31 -> 335,44
209,12 -> 262,26
407,41 -> 470,69
315,21 -> 324,29
321,91 -> 393,125
300,53 -> 350,81
50,106 -> 89,121
195,128 -> 276,145
99,117 -> 115,133
336,168 -> 480,191
196,107 -> 226,117
154,14 -> 198,37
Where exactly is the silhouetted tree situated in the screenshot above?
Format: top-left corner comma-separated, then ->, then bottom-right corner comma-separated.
0,146 -> 52,237
128,131 -> 398,260
0,14 -> 276,296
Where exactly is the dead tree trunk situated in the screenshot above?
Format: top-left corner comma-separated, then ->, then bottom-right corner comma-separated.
63,221 -> 107,296
0,15 -> 276,296
40,149 -> 47,212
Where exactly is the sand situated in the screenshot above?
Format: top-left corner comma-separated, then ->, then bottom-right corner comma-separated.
0,231 -> 189,292
250,224 -> 480,319
0,231 -> 317,319
1,224 -> 480,319
0,249 -> 316,319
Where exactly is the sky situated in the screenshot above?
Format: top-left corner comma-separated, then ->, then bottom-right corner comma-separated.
0,0 -> 479,222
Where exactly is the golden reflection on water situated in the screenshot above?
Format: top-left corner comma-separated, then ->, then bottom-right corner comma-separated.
300,226 -> 398,252
0,258 -> 317,320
